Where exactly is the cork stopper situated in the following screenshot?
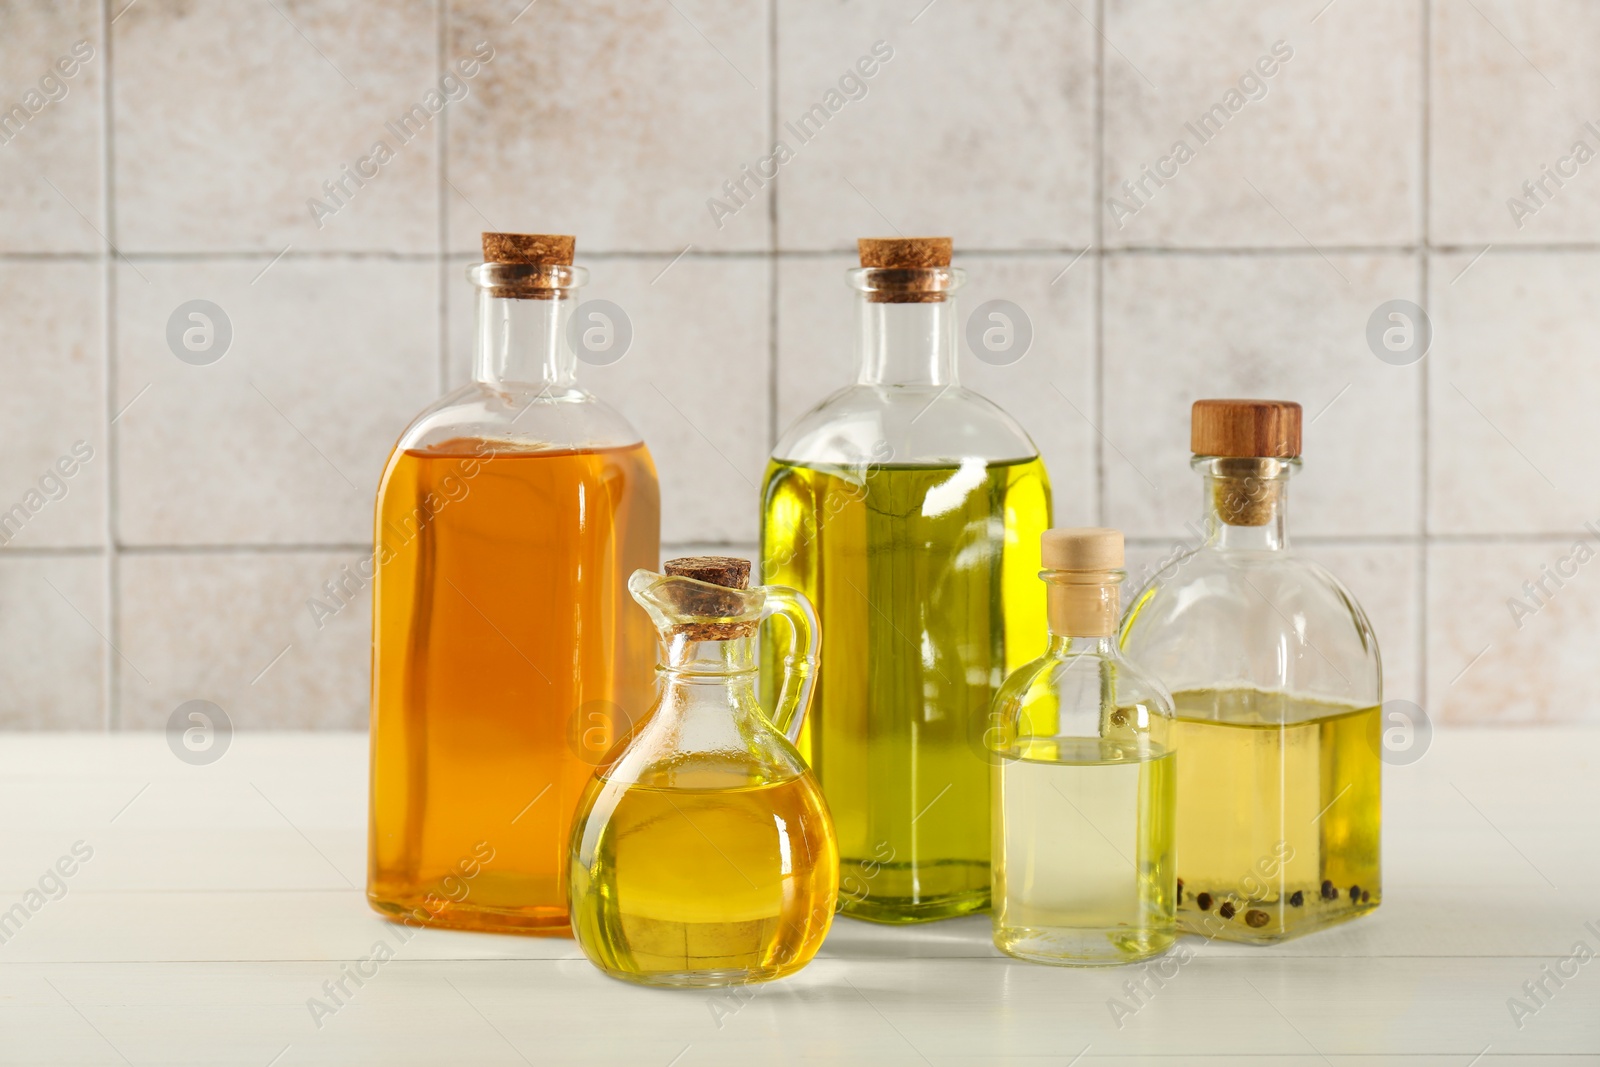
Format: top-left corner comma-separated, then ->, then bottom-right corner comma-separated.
1041,528 -> 1123,638
858,237 -> 952,269
1042,527 -> 1124,572
662,556 -> 756,640
858,236 -> 953,303
482,232 -> 575,265
1191,399 -> 1302,459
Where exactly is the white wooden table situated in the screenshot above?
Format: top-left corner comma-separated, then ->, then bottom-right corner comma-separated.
1,730 -> 1597,1065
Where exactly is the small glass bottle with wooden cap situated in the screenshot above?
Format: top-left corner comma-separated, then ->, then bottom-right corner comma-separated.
568,557 -> 836,987
989,528 -> 1176,966
368,233 -> 660,935
1119,399 -> 1382,943
761,236 -> 1051,924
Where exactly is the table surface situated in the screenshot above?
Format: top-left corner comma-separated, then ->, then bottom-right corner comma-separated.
1,730 -> 1597,1066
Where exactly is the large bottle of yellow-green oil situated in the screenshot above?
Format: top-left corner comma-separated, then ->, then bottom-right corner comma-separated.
760,238 -> 1051,923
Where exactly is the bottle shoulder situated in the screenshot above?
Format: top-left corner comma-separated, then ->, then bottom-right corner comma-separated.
771,382 -> 1039,466
393,383 -> 647,455
1118,547 -> 1381,704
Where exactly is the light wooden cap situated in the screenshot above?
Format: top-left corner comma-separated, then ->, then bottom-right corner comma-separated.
1191,399 -> 1302,458
1041,527 -> 1124,571
858,237 -> 952,269
481,232 -> 575,265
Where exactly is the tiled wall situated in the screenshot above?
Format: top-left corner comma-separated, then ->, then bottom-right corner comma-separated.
2,0 -> 1595,729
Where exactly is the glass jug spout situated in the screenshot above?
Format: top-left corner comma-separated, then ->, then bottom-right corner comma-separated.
627,561 -> 819,744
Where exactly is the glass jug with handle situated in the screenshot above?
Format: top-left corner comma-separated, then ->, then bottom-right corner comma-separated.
568,556 -> 838,988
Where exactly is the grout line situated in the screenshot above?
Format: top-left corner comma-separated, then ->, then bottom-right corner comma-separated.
1091,0 -> 1106,526
436,0 -> 449,396
12,242 -> 1600,266
101,0 -> 119,733
116,543 -> 374,556
1418,0 -> 1432,714
765,0 -> 779,457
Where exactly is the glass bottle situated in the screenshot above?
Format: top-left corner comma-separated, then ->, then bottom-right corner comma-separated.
761,237 -> 1052,923
1119,399 -> 1382,943
990,528 -> 1176,966
569,557 -> 836,987
368,233 -> 660,934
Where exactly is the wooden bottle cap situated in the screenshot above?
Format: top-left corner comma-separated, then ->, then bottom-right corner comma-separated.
1041,527 -> 1124,571
858,237 -> 953,269
1191,399 -> 1302,458
662,556 -> 755,640
664,556 -> 750,589
481,232 -> 575,265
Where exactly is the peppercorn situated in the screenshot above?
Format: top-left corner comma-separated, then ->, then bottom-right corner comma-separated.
1196,892 -> 1213,911
1320,880 -> 1336,901
1289,890 -> 1304,907
1218,901 -> 1236,920
1360,890 -> 1370,903
1349,884 -> 1360,903
1245,909 -> 1269,928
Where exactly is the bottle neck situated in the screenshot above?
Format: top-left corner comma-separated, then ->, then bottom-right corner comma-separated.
1045,573 -> 1122,640
472,290 -> 578,389
660,632 -> 758,677
854,294 -> 958,387
1047,633 -> 1119,657
1197,456 -> 1295,552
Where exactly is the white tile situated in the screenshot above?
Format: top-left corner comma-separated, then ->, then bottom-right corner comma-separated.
1429,251 -> 1600,535
0,262 -> 106,549
775,252 -> 1097,527
1103,252 -> 1422,539
0,555 -> 104,729
775,0 -> 1095,250
1427,540 -> 1600,725
1103,0 -> 1421,248
116,551 -> 370,729
0,0 -> 103,253
1431,0 -> 1600,244
449,254 -> 769,544
113,0 -> 439,252
446,0 -> 771,253
113,259 -> 438,545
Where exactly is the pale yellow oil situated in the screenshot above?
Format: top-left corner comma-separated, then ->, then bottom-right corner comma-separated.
1173,689 -> 1381,942
761,457 -> 1050,922
993,739 -> 1176,965
569,757 -> 838,987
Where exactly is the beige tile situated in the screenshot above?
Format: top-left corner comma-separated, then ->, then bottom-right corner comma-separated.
1103,252 -> 1422,539
1103,0 -> 1421,248
1432,0 -> 1600,244
0,1 -> 103,253
1428,251 -> 1599,535
0,262 -> 106,549
449,254 -> 770,543
1428,540 -> 1600,724
113,0 -> 438,253
114,258 -> 438,545
117,551 -> 368,729
446,0 -> 770,254
1124,540 -> 1420,705
0,554 -> 105,728
775,252 -> 1097,527
775,0 -> 1093,251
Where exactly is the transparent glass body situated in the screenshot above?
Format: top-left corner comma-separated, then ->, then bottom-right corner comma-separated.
761,266 -> 1051,923
989,571 -> 1177,966
570,570 -> 837,987
368,262 -> 660,935
1118,457 -> 1382,943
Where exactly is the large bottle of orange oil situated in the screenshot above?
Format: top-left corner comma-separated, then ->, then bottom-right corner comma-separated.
368,232 -> 659,934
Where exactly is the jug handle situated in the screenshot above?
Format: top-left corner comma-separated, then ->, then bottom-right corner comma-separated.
759,585 -> 820,745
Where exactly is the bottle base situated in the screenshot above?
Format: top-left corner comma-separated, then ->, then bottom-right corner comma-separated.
840,889 -> 989,925
595,966 -> 799,989
367,894 -> 571,937
994,923 -> 1176,966
1180,893 -> 1380,944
